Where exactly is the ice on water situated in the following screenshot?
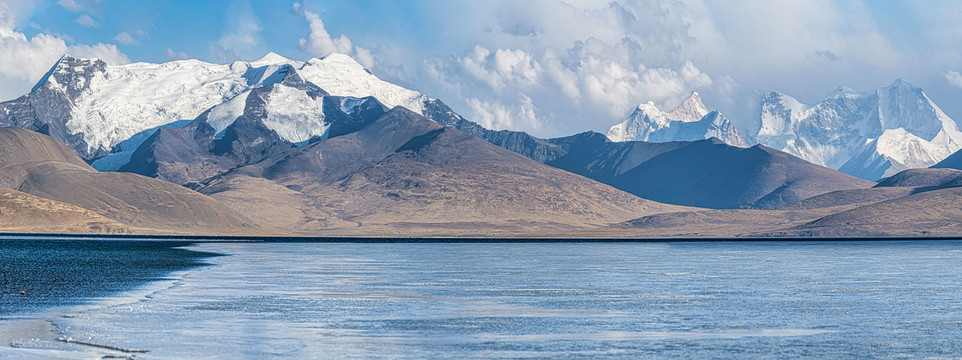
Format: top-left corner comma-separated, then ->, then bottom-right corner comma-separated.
8,241 -> 962,358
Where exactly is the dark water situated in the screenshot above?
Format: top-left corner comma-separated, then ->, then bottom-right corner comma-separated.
0,238 -> 218,317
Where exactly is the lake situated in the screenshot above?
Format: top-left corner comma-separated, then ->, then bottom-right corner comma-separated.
3,240 -> 962,358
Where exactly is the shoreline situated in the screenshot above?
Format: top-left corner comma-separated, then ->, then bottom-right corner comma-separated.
0,261 -> 211,358
1,232 -> 962,242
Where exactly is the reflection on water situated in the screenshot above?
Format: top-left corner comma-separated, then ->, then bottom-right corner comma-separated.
0,239 -> 216,317
11,241 -> 962,358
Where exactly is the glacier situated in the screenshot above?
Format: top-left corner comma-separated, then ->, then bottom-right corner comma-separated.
0,52 -> 439,167
755,79 -> 962,180
606,92 -> 748,147
5,51 -> 962,183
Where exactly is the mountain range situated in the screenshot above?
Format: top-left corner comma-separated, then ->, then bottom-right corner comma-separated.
605,91 -> 747,147
1,52 -> 962,236
755,80 -> 962,180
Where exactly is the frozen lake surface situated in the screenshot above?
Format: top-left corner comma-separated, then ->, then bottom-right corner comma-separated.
4,241 -> 962,358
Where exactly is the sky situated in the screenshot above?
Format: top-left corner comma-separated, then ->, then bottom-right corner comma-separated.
2,0 -> 962,139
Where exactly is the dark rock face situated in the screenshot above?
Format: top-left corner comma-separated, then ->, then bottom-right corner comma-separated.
119,121 -> 235,186
120,77 -> 387,185
0,56 -> 107,160
422,99 -> 564,163
325,96 -> 387,138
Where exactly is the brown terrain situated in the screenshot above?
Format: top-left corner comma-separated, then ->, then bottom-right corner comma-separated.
0,128 -> 253,234
603,166 -> 962,238
0,188 -> 126,233
3,122 -> 962,238
193,108 -> 692,236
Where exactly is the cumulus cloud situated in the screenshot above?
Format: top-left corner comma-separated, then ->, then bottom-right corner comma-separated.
294,2 -> 375,69
69,43 -> 129,64
165,47 -> 189,60
422,35 -> 715,136
458,46 -> 541,91
74,14 -> 98,28
113,31 -> 136,45
211,0 -> 266,62
945,71 -> 962,89
0,0 -> 40,29
358,0 -> 959,137
0,2 -> 129,101
467,94 -> 543,132
0,29 -> 130,100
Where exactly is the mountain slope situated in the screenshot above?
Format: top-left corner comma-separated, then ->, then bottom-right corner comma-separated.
599,139 -> 875,209
0,127 -> 252,233
756,80 -> 962,180
119,68 -> 388,185
776,186 -> 962,236
0,54 -> 305,160
0,188 -> 127,233
606,92 -> 747,146
192,107 -> 688,235
875,168 -> 962,188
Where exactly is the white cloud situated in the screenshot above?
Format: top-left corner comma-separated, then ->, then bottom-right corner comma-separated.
74,14 -> 98,28
68,43 -> 129,65
0,0 -> 40,29
113,31 -> 136,45
58,0 -> 103,13
466,94 -> 543,132
353,46 -> 374,69
457,46 -> 541,91
298,9 -> 352,56
211,0 -> 266,62
165,47 -> 189,60
58,0 -> 82,12
422,36 -> 714,136
294,2 -> 375,69
359,0 -> 962,137
0,16 -> 129,100
946,71 -> 962,89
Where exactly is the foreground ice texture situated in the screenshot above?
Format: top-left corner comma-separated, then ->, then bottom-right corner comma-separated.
6,241 -> 962,358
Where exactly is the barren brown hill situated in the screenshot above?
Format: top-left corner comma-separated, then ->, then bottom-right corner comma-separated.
601,207 -> 844,238
194,107 -> 690,235
874,168 -> 962,188
0,127 -> 253,234
776,187 -> 918,211
770,186 -> 962,237
0,188 -> 126,233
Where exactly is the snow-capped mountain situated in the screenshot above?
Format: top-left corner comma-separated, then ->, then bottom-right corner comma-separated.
606,92 -> 748,147
756,79 -> 962,180
0,52 -> 440,165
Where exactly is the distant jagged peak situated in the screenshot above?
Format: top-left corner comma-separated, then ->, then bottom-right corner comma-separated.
827,85 -> 858,98
31,53 -> 107,95
320,52 -> 364,65
298,52 -> 427,113
607,91 -> 746,146
626,91 -> 709,124
888,77 -> 912,89
633,100 -> 663,115
666,91 -> 710,122
250,52 -> 294,67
